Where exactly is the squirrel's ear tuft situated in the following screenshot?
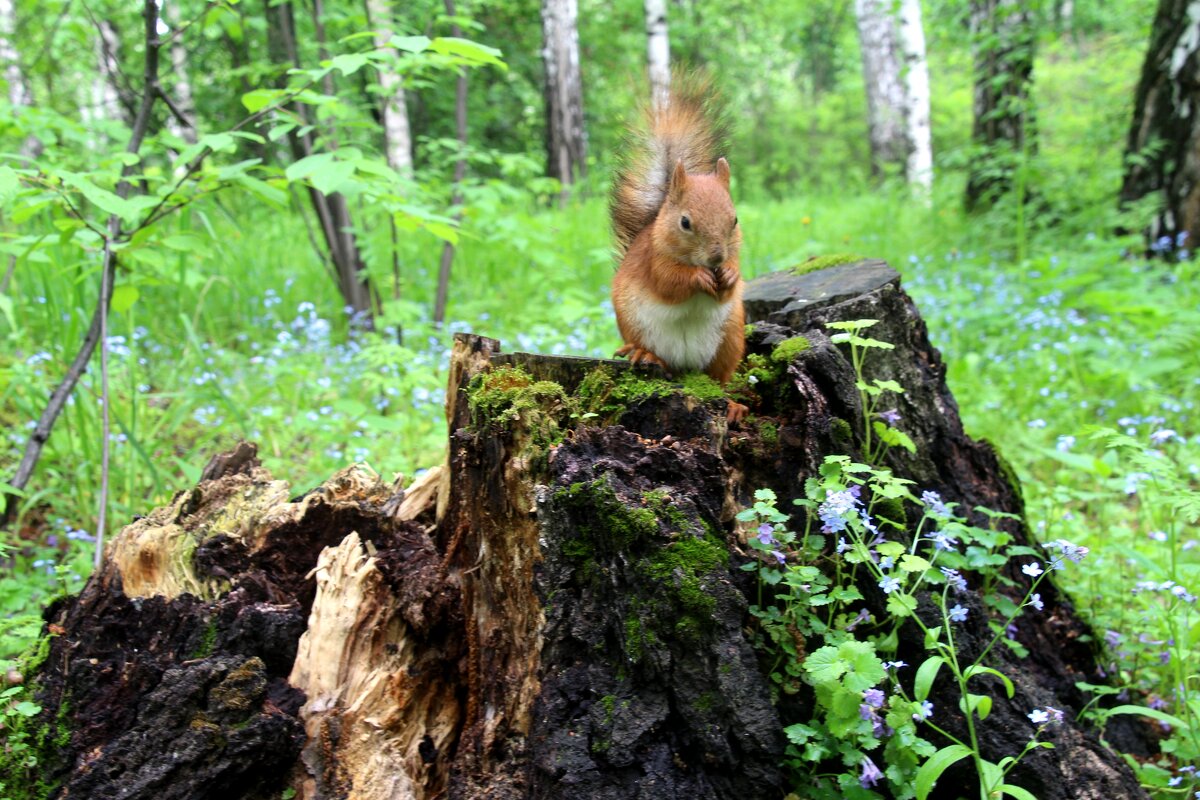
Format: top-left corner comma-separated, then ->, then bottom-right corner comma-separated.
668,159 -> 688,203
715,157 -> 731,188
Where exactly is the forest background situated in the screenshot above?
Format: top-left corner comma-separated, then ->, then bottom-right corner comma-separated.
0,0 -> 1198,793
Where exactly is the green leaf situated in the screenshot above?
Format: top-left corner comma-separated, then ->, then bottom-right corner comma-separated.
241,88 -> 285,112
390,34 -> 431,53
898,554 -> 931,572
961,692 -> 992,720
429,36 -> 506,68
923,626 -> 942,649
13,700 -> 41,717
886,593 -> 917,617
915,744 -> 972,800
964,665 -> 1015,698
59,172 -> 131,220
110,285 -> 139,314
876,541 -> 905,558
914,656 -> 945,701
803,645 -> 848,687
330,53 -> 369,75
0,293 -> 15,332
0,165 -> 20,206
997,784 -> 1039,800
1105,704 -> 1188,729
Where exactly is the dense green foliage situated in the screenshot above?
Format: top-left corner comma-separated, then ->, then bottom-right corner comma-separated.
0,0 -> 1197,796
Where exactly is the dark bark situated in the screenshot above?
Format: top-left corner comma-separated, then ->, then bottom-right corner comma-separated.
1118,0 -> 1200,255
965,0 -> 1036,212
541,0 -> 588,201
23,262 -> 1152,799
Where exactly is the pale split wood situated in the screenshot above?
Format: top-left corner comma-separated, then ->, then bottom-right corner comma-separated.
289,531 -> 459,800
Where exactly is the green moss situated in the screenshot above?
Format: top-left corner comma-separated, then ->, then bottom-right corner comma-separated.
467,366 -> 569,432
770,336 -> 812,364
830,417 -> 854,445
677,373 -> 726,402
757,419 -> 779,446
692,692 -> 717,713
599,694 -> 617,722
190,617 -> 218,660
642,535 -> 729,638
624,614 -> 656,663
576,366 -> 729,422
554,477 -> 659,559
791,253 -> 865,275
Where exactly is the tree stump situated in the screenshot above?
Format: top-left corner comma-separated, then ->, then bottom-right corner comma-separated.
22,260 -> 1149,799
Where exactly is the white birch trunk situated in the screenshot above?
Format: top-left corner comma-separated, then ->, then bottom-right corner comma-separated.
854,0 -> 909,176
644,0 -> 670,111
0,0 -> 39,158
367,0 -> 413,175
898,0 -> 933,192
164,1 -> 198,145
542,0 -> 587,197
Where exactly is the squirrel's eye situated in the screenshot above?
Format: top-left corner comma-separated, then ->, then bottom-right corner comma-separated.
680,215 -> 692,231
733,217 -> 739,227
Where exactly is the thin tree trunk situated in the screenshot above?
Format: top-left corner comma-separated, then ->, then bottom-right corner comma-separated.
644,0 -> 670,111
854,0 -> 910,178
365,0 -> 412,306
434,0 -> 467,328
1119,0 -> 1200,255
164,2 -> 198,145
265,0 -> 375,327
899,0 -> 933,192
965,0 -> 1036,212
0,0 -> 41,159
542,0 -> 587,203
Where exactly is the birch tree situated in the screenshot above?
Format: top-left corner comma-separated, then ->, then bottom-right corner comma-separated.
366,0 -> 413,175
541,0 -> 587,200
1119,0 -> 1200,255
965,0 -> 1036,212
645,0 -> 669,110
854,0 -> 908,177
898,0 -> 932,192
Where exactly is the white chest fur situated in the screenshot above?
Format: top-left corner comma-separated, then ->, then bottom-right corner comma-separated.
626,291 -> 733,372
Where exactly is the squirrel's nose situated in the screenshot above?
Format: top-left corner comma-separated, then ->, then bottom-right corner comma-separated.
707,249 -> 725,267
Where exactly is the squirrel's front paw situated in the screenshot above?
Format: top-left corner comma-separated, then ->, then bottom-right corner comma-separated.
693,268 -> 719,298
716,264 -> 741,293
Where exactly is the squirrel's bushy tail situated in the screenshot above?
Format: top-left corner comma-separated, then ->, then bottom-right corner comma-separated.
610,71 -> 730,257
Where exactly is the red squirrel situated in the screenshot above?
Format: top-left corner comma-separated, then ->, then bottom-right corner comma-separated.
609,76 -> 747,421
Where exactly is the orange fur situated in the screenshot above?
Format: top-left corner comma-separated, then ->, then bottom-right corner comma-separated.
610,79 -> 745,395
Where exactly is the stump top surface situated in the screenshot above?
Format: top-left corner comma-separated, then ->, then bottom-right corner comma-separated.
743,259 -> 899,322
